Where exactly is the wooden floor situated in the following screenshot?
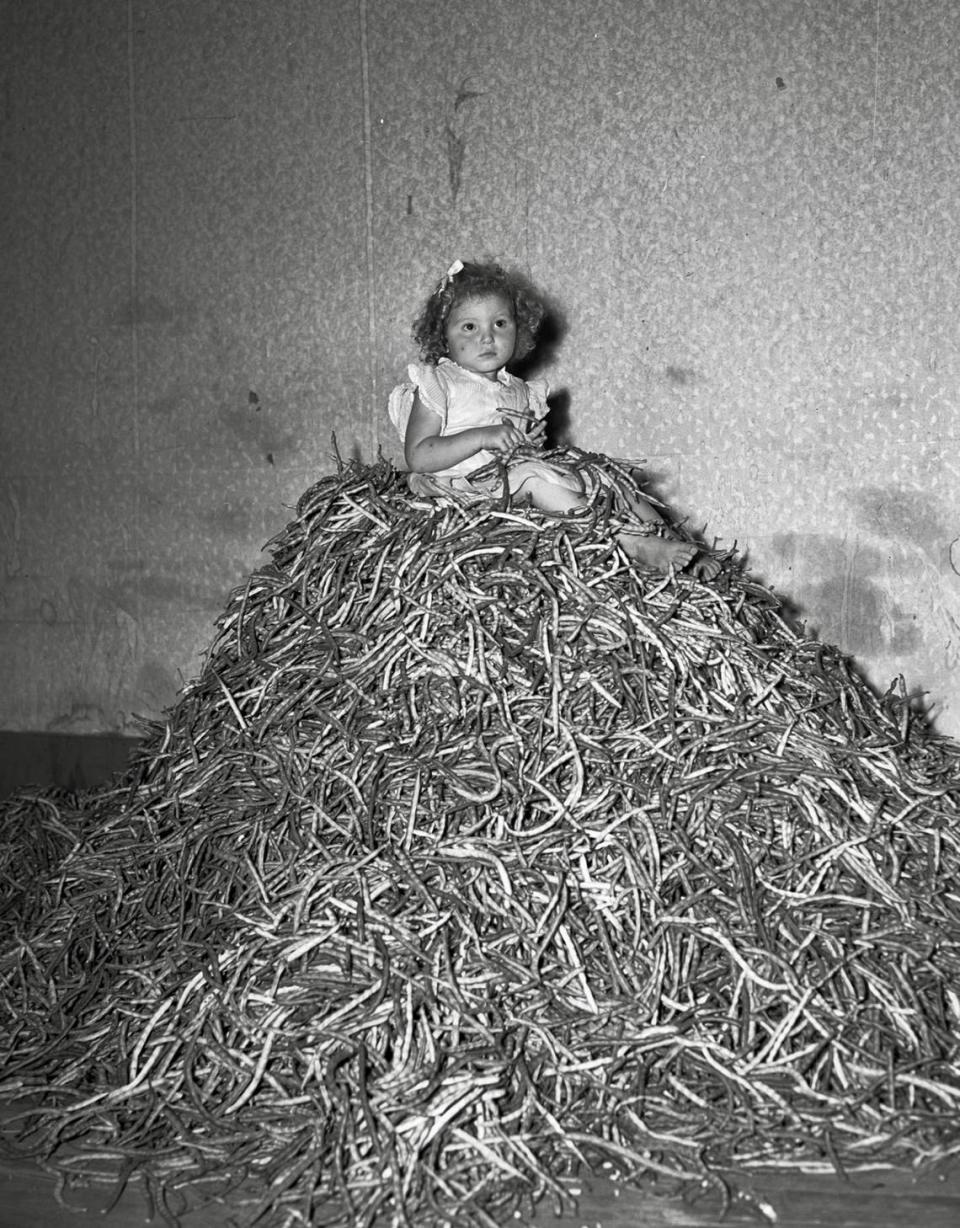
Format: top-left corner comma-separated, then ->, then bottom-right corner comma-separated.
1,1150 -> 958,1227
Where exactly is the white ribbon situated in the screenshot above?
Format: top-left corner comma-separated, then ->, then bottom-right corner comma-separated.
437,258 -> 464,292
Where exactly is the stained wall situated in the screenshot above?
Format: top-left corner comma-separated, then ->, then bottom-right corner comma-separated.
2,0 -> 959,736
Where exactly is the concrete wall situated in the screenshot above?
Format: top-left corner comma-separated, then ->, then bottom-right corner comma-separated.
2,0 -> 959,736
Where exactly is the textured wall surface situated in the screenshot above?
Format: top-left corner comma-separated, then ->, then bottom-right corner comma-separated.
2,0 -> 959,735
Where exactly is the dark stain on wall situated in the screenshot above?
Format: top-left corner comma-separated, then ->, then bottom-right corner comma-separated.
102,561 -> 229,613
772,531 -> 922,660
847,485 -> 948,550
47,702 -> 109,733
774,531 -> 883,576
217,394 -> 296,460
442,77 -> 484,202
146,391 -> 183,416
804,573 -> 920,658
135,659 -> 180,709
664,365 -> 700,387
202,503 -> 253,536
444,124 -> 466,200
106,295 -> 177,328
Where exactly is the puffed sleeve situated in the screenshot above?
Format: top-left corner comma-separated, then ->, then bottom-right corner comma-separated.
386,363 -> 448,441
412,363 -> 448,422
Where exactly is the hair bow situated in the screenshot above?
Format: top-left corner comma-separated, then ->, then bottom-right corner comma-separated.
437,259 -> 464,293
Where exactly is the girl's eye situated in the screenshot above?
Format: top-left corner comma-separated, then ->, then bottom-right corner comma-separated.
463,322 -> 475,331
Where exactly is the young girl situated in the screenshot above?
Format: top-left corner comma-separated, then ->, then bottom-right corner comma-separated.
387,259 -> 718,577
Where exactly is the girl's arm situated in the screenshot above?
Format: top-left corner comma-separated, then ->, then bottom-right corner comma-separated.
404,392 -> 523,473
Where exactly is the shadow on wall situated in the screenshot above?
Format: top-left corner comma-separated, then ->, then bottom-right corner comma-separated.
513,283 -> 568,381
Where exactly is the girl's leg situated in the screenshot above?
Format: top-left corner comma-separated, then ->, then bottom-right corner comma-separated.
507,465 -> 586,515
511,467 -> 720,578
618,495 -> 721,578
518,477 -> 585,515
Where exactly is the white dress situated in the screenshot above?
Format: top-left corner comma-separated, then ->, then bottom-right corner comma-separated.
387,358 -> 581,499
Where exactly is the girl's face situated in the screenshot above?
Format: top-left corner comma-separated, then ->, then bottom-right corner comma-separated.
443,293 -> 517,380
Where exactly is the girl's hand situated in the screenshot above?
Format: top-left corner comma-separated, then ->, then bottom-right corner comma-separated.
524,418 -> 547,445
481,422 -> 525,453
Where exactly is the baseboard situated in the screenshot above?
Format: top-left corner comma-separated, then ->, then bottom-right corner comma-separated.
0,731 -> 141,800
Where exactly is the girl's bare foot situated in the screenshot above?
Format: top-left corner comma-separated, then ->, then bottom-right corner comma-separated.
619,531 -> 696,572
620,531 -> 722,579
690,551 -> 722,580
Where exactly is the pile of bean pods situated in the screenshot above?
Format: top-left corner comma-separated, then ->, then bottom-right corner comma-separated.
2,451 -> 959,1227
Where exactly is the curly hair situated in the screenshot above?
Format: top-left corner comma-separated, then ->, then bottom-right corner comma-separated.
411,259 -> 546,365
